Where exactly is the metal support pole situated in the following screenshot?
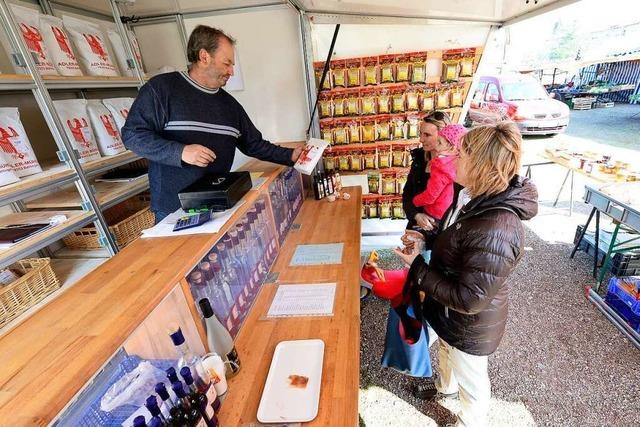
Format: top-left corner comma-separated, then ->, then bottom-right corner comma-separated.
0,0 -> 118,255
298,11 -> 318,135
597,222 -> 620,289
569,169 -> 574,216
110,0 -> 146,84
570,206 -> 595,258
553,169 -> 571,208
37,0 -> 54,15
176,13 -> 189,63
593,210 -> 600,278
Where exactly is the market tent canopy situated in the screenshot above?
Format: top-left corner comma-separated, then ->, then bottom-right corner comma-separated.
51,0 -> 582,24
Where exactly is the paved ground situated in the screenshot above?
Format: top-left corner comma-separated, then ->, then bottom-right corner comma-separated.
358,105 -> 640,426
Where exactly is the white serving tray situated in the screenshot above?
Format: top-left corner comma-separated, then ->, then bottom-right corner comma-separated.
257,339 -> 325,423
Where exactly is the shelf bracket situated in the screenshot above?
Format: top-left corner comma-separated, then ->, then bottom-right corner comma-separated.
56,149 -> 80,163
98,233 -> 111,248
126,58 -> 136,70
10,52 -> 26,67
80,201 -> 92,211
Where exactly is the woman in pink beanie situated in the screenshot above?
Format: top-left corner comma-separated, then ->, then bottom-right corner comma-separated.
411,124 -> 466,241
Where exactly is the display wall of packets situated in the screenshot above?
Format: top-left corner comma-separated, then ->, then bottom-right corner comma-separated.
313,48 -> 477,91
367,171 -> 408,195
323,145 -> 413,172
318,83 -> 466,119
319,114 -> 425,145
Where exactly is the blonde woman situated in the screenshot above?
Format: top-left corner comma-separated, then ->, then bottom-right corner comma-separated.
395,122 -> 538,427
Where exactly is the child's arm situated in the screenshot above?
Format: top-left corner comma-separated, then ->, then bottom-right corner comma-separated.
412,159 -> 453,207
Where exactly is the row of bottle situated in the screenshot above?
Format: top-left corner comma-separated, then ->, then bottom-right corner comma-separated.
187,199 -> 277,336
269,169 -> 303,243
313,171 -> 342,200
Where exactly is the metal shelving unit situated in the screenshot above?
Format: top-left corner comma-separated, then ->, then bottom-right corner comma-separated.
0,0 -> 146,267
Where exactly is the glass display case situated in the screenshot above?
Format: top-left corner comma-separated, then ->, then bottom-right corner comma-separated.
269,168 -> 304,246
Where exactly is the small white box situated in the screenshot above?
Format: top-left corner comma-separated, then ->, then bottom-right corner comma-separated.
293,138 -> 329,175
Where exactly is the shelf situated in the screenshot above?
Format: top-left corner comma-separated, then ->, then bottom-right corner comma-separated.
0,74 -> 35,91
24,177 -> 149,210
0,210 -> 96,269
53,246 -> 111,259
0,163 -> 76,206
83,151 -> 142,177
42,75 -> 141,90
320,107 -> 463,123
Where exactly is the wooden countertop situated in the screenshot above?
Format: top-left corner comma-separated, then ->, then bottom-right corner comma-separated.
0,166 -> 284,426
218,187 -> 362,426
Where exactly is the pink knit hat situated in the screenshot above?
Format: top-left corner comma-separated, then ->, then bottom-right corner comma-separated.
438,124 -> 467,149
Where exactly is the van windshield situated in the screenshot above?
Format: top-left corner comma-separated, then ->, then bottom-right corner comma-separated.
502,80 -> 549,101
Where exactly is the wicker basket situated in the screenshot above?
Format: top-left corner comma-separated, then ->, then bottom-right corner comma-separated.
63,195 -> 154,250
0,258 -> 61,329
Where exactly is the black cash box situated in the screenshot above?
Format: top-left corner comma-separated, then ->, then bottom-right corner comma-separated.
178,172 -> 252,211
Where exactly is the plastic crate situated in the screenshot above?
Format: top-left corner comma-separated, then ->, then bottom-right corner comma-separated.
573,225 -> 640,276
54,349 -> 175,427
605,277 -> 640,332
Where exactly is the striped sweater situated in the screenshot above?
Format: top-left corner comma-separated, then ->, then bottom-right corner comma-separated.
122,71 -> 293,214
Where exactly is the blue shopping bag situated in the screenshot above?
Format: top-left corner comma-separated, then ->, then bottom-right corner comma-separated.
381,305 -> 432,377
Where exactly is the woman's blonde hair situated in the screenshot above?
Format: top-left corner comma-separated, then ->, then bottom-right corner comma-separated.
460,122 -> 522,197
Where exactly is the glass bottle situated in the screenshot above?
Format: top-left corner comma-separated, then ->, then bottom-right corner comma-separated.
226,231 -> 251,300
145,395 -> 171,427
207,253 -> 235,311
233,223 -> 257,293
172,381 -> 212,427
133,416 -> 148,427
155,382 -> 184,426
199,298 -> 241,376
168,327 -> 209,391
197,262 -> 227,315
216,243 -> 246,310
181,366 -> 221,419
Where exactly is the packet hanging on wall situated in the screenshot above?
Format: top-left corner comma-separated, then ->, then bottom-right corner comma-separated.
10,5 -> 57,75
348,120 -> 361,144
392,145 -> 406,167
102,97 -> 134,131
86,100 -> 125,156
406,89 -> 420,111
331,59 -> 346,88
332,93 -> 346,117
437,87 -> 451,109
368,173 -> 380,194
364,149 -> 377,170
363,56 -> 379,86
377,89 -> 391,114
410,52 -> 428,84
421,87 -> 435,113
39,14 -> 82,76
395,54 -> 411,82
459,48 -> 476,77
366,197 -> 379,218
392,197 -> 405,219
451,84 -> 464,107
376,115 -> 391,141
338,151 -> 350,171
63,15 -> 119,77
345,89 -> 360,116
379,55 -> 395,83
396,171 -> 408,194
323,153 -> 336,171
361,89 -> 377,116
391,86 -> 406,113
350,152 -> 363,171
407,115 -> 420,139
320,120 -> 333,144
361,118 -> 376,142
381,171 -> 397,195
441,50 -> 461,82
318,92 -> 333,118
378,145 -> 392,168
0,107 -> 43,177
333,119 -> 349,145
346,58 -> 362,87
392,117 -> 406,140
314,62 -> 332,90
53,99 -> 102,163
379,197 -> 392,219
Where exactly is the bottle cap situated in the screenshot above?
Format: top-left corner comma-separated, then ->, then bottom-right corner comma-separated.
154,382 -> 170,400
223,236 -> 233,249
166,366 -> 179,383
188,271 -> 203,286
199,298 -> 214,319
171,381 -> 187,398
168,327 -> 185,346
133,415 -> 147,427
144,395 -> 161,416
179,366 -> 195,385
149,417 -> 163,427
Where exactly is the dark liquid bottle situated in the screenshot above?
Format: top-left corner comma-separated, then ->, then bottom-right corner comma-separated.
133,416 -> 148,427
155,382 -> 185,427
145,395 -> 173,427
172,381 -> 216,427
180,366 -> 220,422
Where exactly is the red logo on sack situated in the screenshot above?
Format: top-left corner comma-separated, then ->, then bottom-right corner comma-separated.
52,26 -> 74,58
20,24 -> 46,59
82,33 -> 108,61
67,118 -> 91,148
0,126 -> 26,159
100,114 -> 120,139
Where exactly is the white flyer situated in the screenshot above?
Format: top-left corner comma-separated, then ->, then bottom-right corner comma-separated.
293,138 -> 329,175
267,283 -> 336,318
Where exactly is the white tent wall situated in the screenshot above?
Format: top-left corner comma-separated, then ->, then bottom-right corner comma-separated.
133,22 -> 188,74
312,23 -> 492,60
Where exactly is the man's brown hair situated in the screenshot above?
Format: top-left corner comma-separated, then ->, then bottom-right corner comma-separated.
187,25 -> 235,63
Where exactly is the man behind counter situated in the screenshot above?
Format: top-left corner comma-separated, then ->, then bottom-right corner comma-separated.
123,25 -> 302,223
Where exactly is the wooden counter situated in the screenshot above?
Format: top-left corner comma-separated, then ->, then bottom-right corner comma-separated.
0,166 -> 283,426
0,162 -> 361,426
218,187 -> 362,426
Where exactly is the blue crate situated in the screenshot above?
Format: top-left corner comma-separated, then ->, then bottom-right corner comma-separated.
605,277 -> 640,331
54,349 -> 176,427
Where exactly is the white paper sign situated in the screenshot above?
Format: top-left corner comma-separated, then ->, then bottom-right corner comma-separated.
267,283 -> 336,318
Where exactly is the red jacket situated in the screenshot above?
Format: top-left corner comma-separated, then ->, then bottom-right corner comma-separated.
412,155 -> 457,220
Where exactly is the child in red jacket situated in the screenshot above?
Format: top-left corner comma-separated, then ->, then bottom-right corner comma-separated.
411,124 -> 466,238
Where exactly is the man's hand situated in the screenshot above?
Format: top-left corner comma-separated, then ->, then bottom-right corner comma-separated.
415,213 -> 436,231
291,146 -> 303,163
182,144 -> 216,167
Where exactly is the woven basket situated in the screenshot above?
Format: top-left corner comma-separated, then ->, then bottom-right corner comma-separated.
0,258 -> 61,329
63,195 -> 154,250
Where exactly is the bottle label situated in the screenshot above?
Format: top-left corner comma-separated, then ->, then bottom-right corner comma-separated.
196,419 -> 207,427
226,348 -> 241,373
205,399 -> 215,418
